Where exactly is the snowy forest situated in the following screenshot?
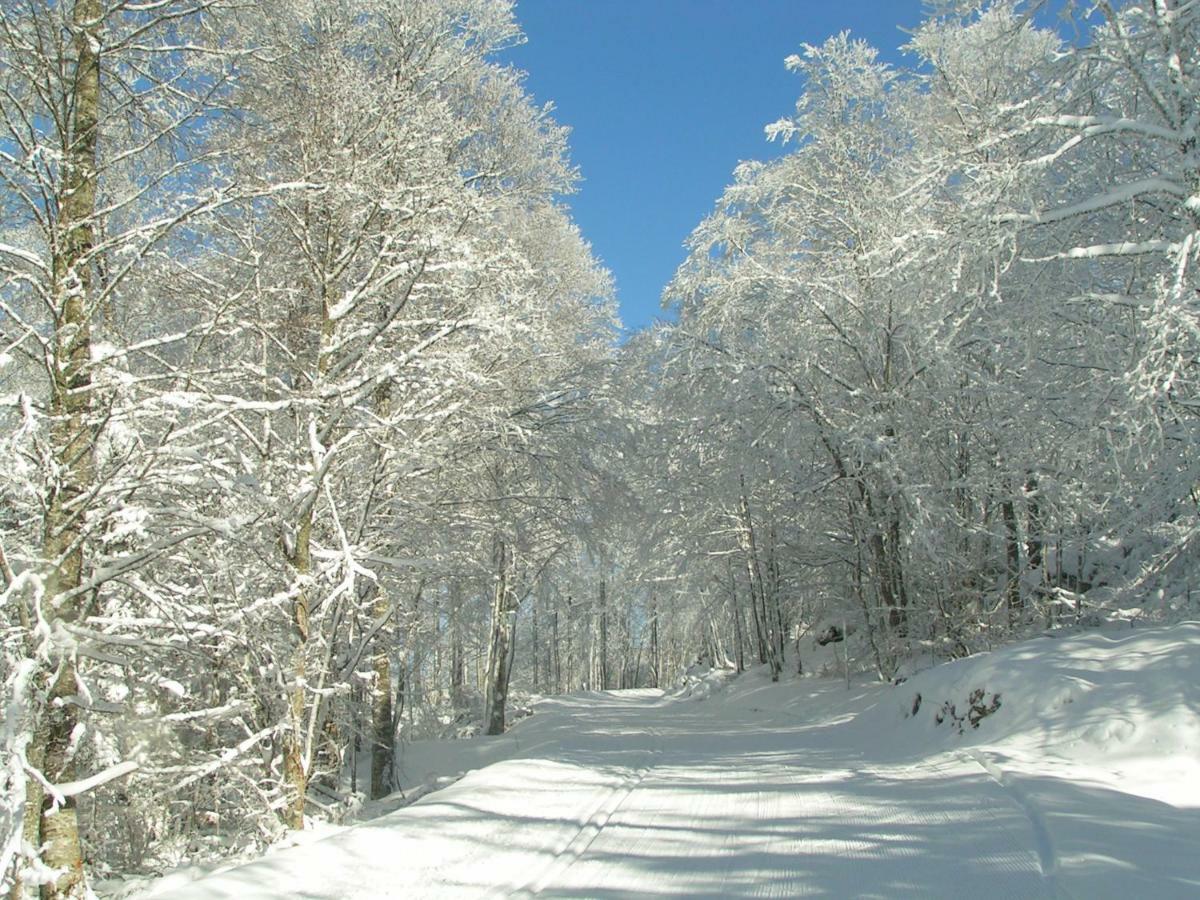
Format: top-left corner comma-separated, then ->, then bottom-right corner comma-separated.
1,0 -> 1197,896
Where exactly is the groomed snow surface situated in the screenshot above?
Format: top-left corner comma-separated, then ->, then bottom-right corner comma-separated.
136,622 -> 1200,899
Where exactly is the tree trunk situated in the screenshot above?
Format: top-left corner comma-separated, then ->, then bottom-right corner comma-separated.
848,496 -> 889,680
369,587 -> 393,800
885,513 -> 908,634
1002,496 -> 1021,626
280,178 -> 341,829
1025,473 -> 1045,618
563,598 -> 573,690
1025,473 -> 1043,572
26,2 -> 103,894
649,595 -> 661,687
598,578 -> 609,690
450,585 -> 465,707
767,532 -> 787,665
739,481 -> 780,680
551,609 -> 561,694
531,592 -> 540,693
399,583 -> 423,730
744,577 -> 764,664
282,507 -> 312,830
729,568 -> 745,674
483,540 -> 518,735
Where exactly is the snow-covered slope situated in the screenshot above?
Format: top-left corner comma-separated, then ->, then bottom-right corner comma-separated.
876,623 -> 1200,799
132,622 -> 1200,899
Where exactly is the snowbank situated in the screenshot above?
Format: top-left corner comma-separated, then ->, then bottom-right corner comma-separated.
874,622 -> 1200,806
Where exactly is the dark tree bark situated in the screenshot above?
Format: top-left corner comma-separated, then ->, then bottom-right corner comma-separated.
483,541 -> 518,735
369,586 -> 393,800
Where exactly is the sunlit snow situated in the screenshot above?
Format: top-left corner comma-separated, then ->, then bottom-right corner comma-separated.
135,623 -> 1200,899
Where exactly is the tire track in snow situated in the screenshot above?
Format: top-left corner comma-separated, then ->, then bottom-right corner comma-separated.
962,749 -> 1074,900
504,732 -> 662,899
543,748 -> 1049,899
808,757 -> 1049,899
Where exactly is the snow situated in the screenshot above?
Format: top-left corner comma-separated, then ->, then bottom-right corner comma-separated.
132,622 -> 1200,899
49,760 -> 140,799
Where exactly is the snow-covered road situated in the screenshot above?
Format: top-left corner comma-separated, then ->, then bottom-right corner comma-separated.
500,693 -> 1052,899
143,625 -> 1200,899
152,683 -> 1062,898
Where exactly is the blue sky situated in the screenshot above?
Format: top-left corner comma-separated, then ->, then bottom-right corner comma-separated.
504,0 -> 927,333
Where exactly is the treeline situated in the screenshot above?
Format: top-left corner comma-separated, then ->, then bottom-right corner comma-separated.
617,0 -> 1199,682
1,1 -> 1197,896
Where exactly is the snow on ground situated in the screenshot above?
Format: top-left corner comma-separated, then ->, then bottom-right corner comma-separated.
133,622 -> 1200,899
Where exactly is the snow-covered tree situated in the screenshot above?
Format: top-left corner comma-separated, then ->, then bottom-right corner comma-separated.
0,1 -> 247,893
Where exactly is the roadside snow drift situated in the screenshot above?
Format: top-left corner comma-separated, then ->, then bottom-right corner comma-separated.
136,622 -> 1200,899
